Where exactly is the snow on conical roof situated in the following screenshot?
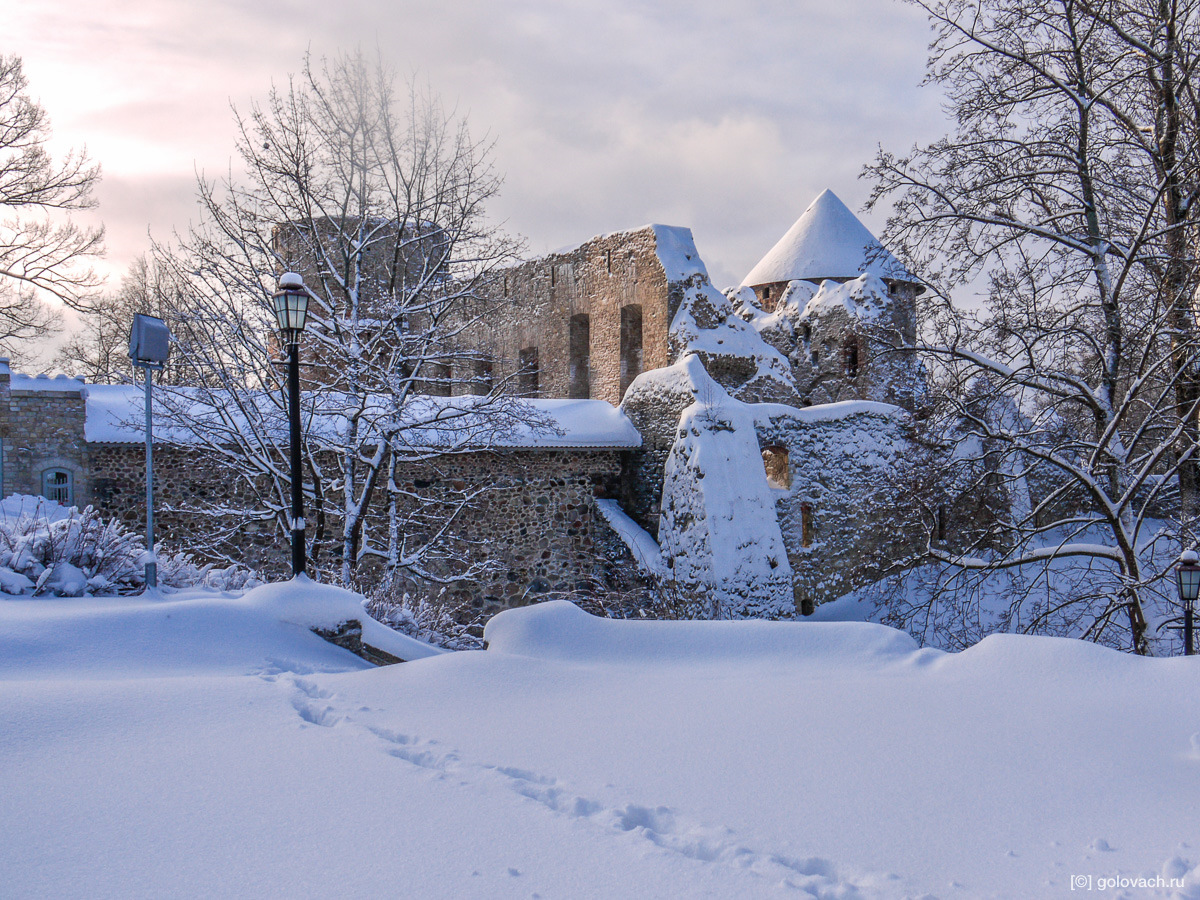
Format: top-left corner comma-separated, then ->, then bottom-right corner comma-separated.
741,189 -> 915,287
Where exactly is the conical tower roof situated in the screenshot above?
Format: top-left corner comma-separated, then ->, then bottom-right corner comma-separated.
741,189 -> 915,287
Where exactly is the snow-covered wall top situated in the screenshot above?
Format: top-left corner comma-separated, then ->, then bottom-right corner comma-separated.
650,224 -> 709,283
9,373 -> 87,394
83,385 -> 641,450
797,274 -> 896,325
741,190 -> 914,286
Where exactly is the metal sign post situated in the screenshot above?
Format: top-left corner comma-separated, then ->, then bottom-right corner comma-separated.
129,314 -> 171,591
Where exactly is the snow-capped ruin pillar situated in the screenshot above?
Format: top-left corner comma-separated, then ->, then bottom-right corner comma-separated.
655,360 -> 794,619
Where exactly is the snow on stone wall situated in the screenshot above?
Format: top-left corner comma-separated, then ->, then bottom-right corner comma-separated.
668,269 -> 798,405
753,401 -> 921,606
730,274 -> 924,410
656,359 -> 794,619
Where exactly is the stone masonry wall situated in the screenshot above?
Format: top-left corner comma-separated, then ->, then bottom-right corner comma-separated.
755,403 -> 923,610
462,227 -> 675,406
89,440 -> 625,616
0,374 -> 91,505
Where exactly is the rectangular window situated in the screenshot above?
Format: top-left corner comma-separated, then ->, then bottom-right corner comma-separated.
472,357 -> 494,395
519,347 -> 539,397
762,446 -> 790,490
845,337 -> 860,377
425,361 -> 452,397
800,502 -> 814,548
569,314 -> 590,399
620,305 -> 643,398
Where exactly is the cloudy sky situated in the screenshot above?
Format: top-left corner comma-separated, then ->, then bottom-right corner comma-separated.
12,0 -> 946,352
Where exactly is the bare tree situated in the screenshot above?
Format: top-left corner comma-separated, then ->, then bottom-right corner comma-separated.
55,255 -> 190,382
152,50 -> 538,587
865,0 -> 1200,653
0,54 -> 103,358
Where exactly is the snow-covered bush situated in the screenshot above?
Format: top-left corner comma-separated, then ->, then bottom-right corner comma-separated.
365,584 -> 484,651
0,495 -> 259,597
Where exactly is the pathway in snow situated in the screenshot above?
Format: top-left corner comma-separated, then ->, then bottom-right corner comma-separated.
270,671 -> 915,899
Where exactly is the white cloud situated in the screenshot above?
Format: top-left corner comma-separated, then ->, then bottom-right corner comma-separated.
9,0 -> 947,342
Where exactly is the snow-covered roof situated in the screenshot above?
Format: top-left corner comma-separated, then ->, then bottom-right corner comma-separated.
741,190 -> 915,287
82,385 -> 641,450
8,374 -> 86,394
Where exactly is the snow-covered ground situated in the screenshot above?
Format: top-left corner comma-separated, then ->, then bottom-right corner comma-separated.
2,586 -> 1198,899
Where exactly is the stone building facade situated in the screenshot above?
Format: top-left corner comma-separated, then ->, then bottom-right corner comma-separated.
458,225 -> 691,406
0,367 -> 93,508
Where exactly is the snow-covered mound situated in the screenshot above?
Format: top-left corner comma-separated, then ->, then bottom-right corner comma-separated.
0,578 -> 442,679
485,598 -> 921,664
2,598 -> 1199,898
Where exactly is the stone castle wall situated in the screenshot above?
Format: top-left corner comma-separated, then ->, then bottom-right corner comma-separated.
88,440 -> 626,615
463,227 -> 676,406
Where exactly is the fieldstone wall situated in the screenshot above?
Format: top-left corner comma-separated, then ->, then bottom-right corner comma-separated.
89,443 -> 285,571
378,449 -> 625,615
461,226 -> 678,405
89,439 -> 626,616
755,402 -> 924,609
0,369 -> 92,504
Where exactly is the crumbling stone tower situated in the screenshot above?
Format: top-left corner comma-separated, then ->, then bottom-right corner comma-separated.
734,189 -> 925,410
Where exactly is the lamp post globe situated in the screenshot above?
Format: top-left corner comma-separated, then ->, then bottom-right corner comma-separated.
272,272 -> 311,578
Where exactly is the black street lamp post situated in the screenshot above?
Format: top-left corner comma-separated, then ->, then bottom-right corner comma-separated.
273,272 -> 311,578
1176,550 -> 1199,656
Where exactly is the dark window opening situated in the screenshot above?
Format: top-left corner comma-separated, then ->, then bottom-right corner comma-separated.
810,349 -> 819,366
503,276 -> 509,297
762,446 -> 791,490
845,337 -> 860,377
802,324 -> 812,343
620,305 -> 644,398
550,265 -> 557,287
472,357 -> 494,395
606,249 -> 612,274
425,361 -> 452,397
569,313 -> 591,399
519,347 -> 539,397
800,502 -> 815,548
936,505 -> 947,542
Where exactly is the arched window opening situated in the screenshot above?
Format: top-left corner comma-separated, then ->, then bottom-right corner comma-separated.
620,305 -> 643,397
569,313 -> 591,399
762,445 -> 791,490
42,468 -> 73,506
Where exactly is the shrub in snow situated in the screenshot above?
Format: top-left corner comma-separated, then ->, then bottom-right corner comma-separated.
0,496 -> 259,596
365,584 -> 484,651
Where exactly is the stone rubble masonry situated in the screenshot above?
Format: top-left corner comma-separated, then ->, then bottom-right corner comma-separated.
0,366 -> 92,505
462,226 -> 679,406
87,438 -> 627,613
